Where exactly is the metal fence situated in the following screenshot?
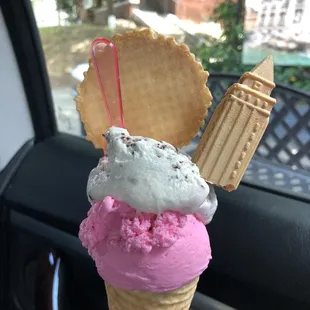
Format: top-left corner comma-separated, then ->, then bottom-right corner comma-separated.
79,73 -> 310,197
80,73 -> 310,173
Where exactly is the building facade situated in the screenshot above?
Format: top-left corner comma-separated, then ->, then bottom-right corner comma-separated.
256,0 -> 310,37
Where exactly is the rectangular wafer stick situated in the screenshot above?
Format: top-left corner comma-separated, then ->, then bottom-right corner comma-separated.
192,56 -> 276,191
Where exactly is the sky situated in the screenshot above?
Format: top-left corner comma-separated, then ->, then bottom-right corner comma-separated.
246,0 -> 262,11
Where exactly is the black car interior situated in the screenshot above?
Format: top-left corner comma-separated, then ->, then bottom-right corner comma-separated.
1,1 -> 310,310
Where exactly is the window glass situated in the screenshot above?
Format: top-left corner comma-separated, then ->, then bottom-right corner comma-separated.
31,0 -> 310,198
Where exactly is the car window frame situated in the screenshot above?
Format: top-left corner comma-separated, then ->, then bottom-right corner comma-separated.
1,0 -> 57,142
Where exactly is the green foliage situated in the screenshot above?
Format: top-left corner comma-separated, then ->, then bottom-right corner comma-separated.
196,0 -> 310,92
274,66 -> 310,91
212,0 -> 244,48
196,0 -> 249,73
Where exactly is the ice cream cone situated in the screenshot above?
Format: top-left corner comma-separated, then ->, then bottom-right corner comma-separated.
77,30 -> 217,310
105,277 -> 199,310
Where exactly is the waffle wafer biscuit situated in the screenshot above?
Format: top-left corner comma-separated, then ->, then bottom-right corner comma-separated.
76,28 -> 212,149
105,277 -> 199,310
192,56 -> 276,191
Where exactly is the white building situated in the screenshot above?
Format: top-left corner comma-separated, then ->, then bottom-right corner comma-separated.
255,0 -> 310,49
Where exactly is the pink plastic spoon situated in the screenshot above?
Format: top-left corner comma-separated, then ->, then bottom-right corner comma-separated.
91,38 -> 125,128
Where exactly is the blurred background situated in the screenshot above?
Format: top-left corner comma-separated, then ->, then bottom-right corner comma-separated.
31,0 -> 227,136
30,0 -> 310,197
244,0 -> 310,66
30,0 -> 310,134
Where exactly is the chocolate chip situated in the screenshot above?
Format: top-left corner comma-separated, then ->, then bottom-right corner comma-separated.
131,143 -> 141,153
103,131 -> 110,142
157,143 -> 168,150
88,194 -> 93,200
128,177 -> 138,185
185,175 -> 188,179
173,164 -> 180,170
132,151 -> 134,156
121,133 -> 125,136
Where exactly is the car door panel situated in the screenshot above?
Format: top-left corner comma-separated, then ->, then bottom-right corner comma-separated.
1,134 -> 310,310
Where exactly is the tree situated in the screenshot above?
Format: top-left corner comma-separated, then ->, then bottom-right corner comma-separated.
56,0 -> 83,22
196,0 -> 310,91
196,0 -> 246,73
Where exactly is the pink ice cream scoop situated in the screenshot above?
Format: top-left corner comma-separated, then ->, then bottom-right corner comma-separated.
79,196 -> 212,292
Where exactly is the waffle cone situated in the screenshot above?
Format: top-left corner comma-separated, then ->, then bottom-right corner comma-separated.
105,277 -> 199,310
76,29 -> 212,150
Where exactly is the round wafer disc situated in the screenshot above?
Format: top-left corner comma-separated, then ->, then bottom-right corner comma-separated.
76,29 -> 212,149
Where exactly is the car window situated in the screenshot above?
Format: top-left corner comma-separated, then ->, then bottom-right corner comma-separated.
30,0 -> 310,199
